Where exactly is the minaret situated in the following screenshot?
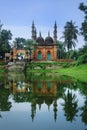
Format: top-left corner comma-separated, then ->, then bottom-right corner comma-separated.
53,21 -> 57,43
31,21 -> 37,40
34,27 -> 37,40
53,99 -> 57,122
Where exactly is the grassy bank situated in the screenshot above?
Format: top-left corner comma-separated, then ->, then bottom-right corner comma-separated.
55,64 -> 87,83
26,62 -> 87,83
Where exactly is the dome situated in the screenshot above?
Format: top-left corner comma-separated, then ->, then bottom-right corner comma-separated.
36,37 -> 44,45
45,36 -> 53,45
36,32 -> 44,45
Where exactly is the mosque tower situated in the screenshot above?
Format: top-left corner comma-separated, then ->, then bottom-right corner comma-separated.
53,21 -> 57,43
31,21 -> 37,40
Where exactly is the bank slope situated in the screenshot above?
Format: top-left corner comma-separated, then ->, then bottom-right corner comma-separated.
57,64 -> 87,83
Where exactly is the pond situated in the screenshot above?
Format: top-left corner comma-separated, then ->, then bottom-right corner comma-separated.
0,72 -> 87,130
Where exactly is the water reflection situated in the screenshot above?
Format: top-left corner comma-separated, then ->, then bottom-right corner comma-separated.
80,97 -> 87,125
62,89 -> 78,122
0,72 -> 87,130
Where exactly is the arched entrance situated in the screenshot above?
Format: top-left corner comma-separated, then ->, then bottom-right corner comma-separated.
38,51 -> 42,60
47,51 -> 51,60
17,52 -> 25,60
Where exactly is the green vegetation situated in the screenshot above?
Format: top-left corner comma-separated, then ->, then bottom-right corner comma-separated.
62,20 -> 78,53
0,62 -> 5,74
25,62 -> 87,83
0,21 -> 12,58
79,2 -> 87,42
57,64 -> 87,83
0,68 -> 5,74
25,62 -> 64,72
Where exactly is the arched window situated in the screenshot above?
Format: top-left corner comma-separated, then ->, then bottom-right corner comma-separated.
47,51 -> 51,60
38,51 -> 42,60
37,82 -> 42,90
47,82 -> 51,91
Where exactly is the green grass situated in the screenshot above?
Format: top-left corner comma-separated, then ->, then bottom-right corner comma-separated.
0,68 -> 5,73
56,64 -> 87,83
0,62 -> 6,74
26,63 -> 87,83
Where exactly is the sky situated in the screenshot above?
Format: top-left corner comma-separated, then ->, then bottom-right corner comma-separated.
0,0 -> 86,48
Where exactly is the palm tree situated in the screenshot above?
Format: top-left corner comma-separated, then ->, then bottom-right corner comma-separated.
80,98 -> 87,125
62,20 -> 79,58
62,90 -> 78,122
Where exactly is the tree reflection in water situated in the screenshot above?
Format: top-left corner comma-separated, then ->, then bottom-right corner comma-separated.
62,89 -> 78,122
0,82 -> 12,118
80,97 -> 87,125
0,72 -> 87,127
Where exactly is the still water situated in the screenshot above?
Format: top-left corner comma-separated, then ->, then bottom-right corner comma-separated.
0,72 -> 87,130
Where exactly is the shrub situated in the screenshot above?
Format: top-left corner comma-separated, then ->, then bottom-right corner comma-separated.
76,53 -> 87,65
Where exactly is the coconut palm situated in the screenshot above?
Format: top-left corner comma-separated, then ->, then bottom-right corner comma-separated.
62,20 -> 79,58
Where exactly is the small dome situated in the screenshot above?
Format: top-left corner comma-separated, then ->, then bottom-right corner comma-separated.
45,36 -> 53,45
36,32 -> 44,45
36,37 -> 44,45
45,32 -> 54,45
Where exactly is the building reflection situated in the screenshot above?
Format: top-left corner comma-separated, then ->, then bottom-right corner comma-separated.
4,73 -> 59,121
12,82 -> 28,94
1,72 -> 86,123
12,80 -> 58,121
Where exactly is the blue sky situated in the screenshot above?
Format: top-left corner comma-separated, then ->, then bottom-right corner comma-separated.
0,0 -> 86,48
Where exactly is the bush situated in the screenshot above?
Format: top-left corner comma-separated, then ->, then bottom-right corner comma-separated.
62,62 -> 70,68
76,53 -> 87,65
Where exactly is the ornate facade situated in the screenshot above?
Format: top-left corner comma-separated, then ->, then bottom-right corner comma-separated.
31,21 -> 57,61
5,21 -> 58,62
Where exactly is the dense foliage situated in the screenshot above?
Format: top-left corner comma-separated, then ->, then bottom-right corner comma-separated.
79,2 -> 87,42
0,21 -> 12,58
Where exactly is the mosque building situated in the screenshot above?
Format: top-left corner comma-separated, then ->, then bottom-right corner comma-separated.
31,21 -> 57,61
5,21 -> 58,62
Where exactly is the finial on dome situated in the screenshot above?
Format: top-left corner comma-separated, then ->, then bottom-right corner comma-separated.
39,31 -> 42,37
48,31 -> 50,37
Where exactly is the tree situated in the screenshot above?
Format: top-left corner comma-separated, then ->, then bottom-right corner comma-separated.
79,2 -> 87,43
76,44 -> 87,64
80,98 -> 87,125
62,90 -> 78,122
13,37 -> 26,49
57,41 -> 66,59
0,28 -> 12,58
62,20 -> 79,57
69,50 -> 78,60
24,39 -> 37,61
79,2 -> 87,20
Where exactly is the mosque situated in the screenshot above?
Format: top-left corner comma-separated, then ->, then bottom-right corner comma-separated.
31,21 -> 57,61
5,21 -> 58,62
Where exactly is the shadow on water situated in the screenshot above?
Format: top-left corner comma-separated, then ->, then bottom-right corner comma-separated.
0,72 -> 87,130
